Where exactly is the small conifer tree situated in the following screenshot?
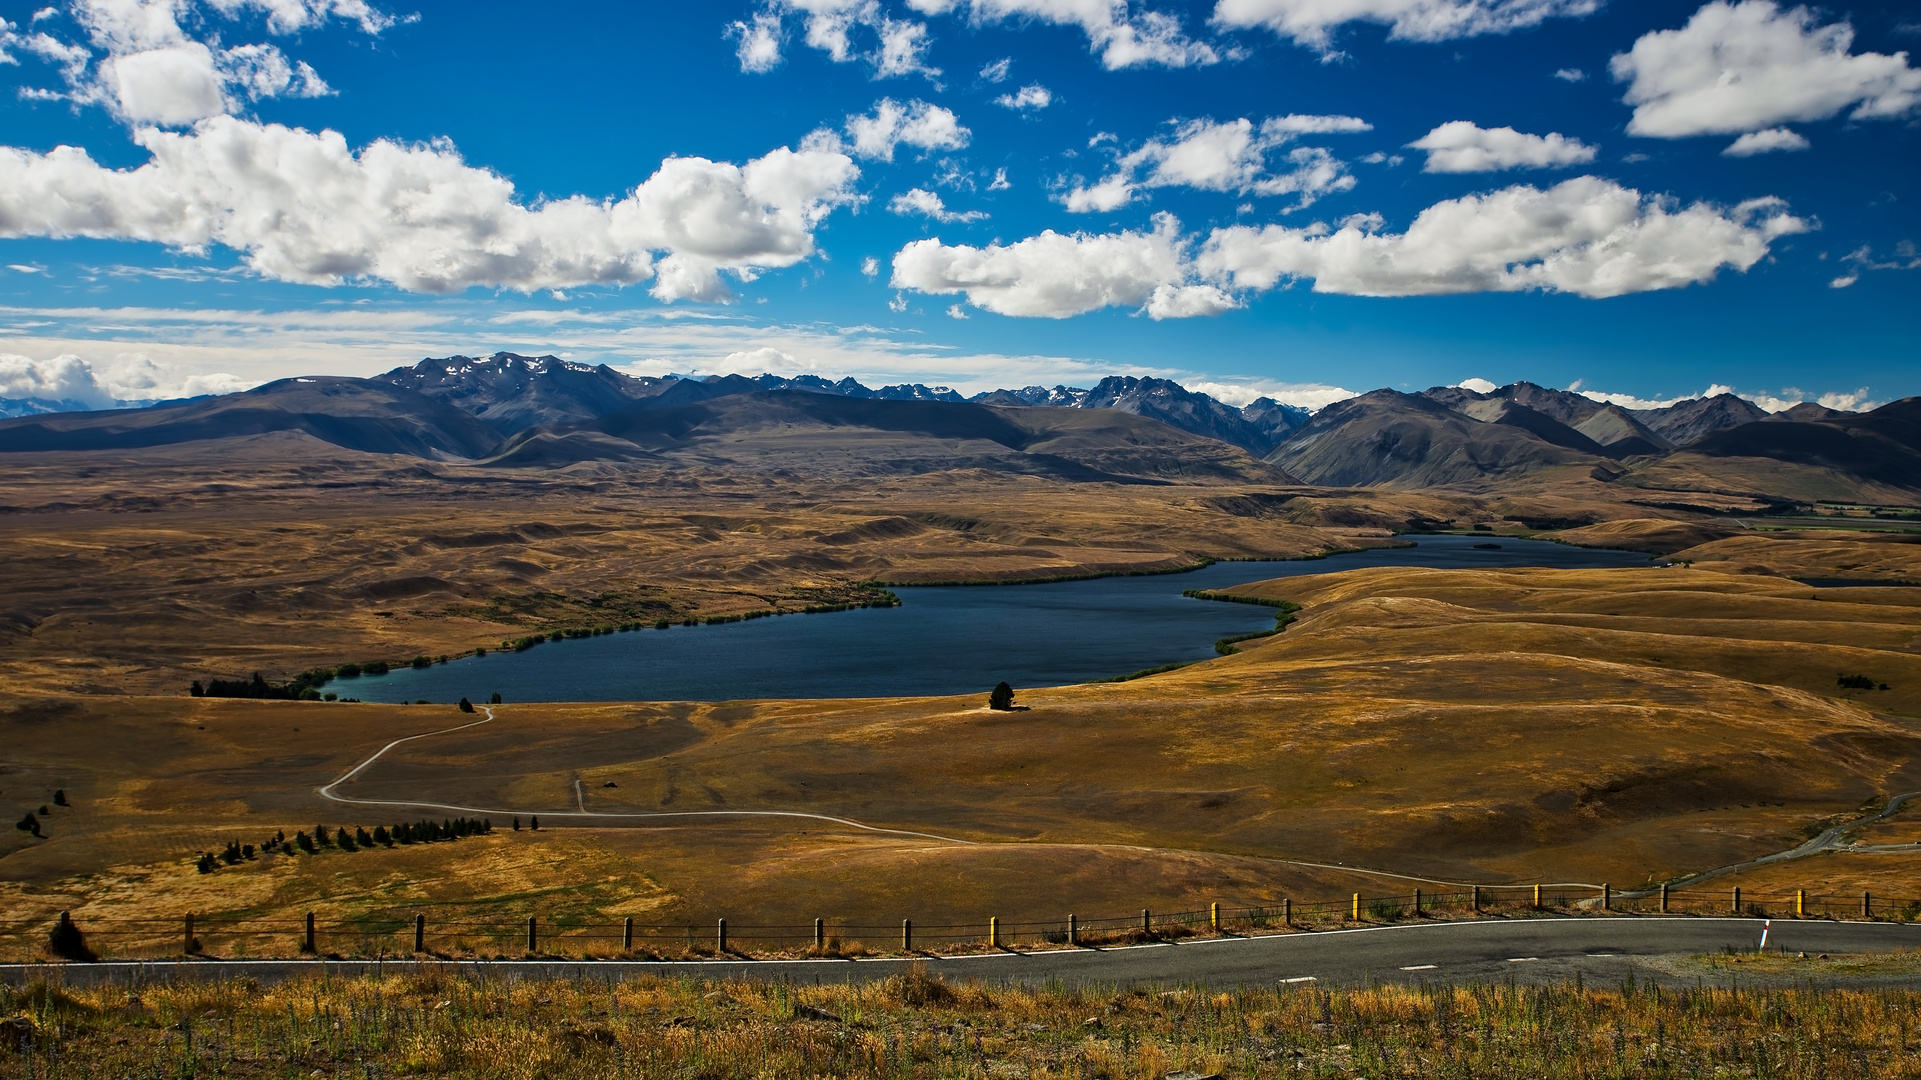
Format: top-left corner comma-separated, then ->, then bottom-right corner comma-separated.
48,911 -> 95,962
988,681 -> 1015,710
513,816 -> 521,831
53,789 -> 68,807
490,692 -> 502,704
458,697 -> 474,713
337,827 -> 356,851
530,815 -> 540,831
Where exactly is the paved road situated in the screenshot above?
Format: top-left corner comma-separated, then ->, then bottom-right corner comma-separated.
9,918 -> 1918,990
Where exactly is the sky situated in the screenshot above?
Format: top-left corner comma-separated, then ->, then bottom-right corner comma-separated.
0,0 -> 1916,413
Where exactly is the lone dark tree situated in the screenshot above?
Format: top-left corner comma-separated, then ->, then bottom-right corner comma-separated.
48,911 -> 95,962
53,789 -> 68,807
988,681 -> 1015,711
458,697 -> 475,713
490,692 -> 503,704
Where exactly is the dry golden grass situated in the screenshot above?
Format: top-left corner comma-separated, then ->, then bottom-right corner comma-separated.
9,966 -> 1921,1079
6,544 -> 1920,951
0,440 -> 1450,696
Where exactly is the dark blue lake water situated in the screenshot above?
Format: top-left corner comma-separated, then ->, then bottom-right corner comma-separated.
343,534 -> 1652,704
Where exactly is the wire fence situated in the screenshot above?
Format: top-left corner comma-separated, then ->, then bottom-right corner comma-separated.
8,885 -> 1920,963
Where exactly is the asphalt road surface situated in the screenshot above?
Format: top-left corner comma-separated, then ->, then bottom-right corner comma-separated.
8,918 -> 1919,990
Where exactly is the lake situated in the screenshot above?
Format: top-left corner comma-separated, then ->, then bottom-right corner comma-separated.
343,534 -> 1653,704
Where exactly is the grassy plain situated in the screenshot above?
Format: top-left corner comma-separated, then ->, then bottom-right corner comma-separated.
5,536 -> 1920,957
0,436 -> 1488,697
8,966 -> 1921,1079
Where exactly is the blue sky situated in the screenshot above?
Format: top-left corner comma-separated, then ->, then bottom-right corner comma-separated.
0,0 -> 1916,412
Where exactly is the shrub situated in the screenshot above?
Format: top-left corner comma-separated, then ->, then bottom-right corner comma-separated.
458,697 -> 474,713
47,912 -> 95,962
988,681 -> 1015,710
53,790 -> 67,807
1838,673 -> 1878,690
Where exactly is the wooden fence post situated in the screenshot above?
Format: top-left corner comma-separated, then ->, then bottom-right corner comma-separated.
623,917 -> 634,952
1472,886 -> 1481,914
902,919 -> 912,953
304,911 -> 315,954
1210,902 -> 1220,932
184,913 -> 195,956
1732,886 -> 1741,913
1602,884 -> 1611,912
1067,914 -> 1078,946
717,918 -> 727,954
1283,898 -> 1291,927
1864,891 -> 1872,920
815,918 -> 825,951
989,917 -> 1000,949
1142,909 -> 1152,937
526,916 -> 537,954
414,913 -> 425,953
1414,888 -> 1422,916
1660,884 -> 1669,914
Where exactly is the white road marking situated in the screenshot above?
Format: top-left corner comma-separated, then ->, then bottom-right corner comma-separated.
1399,964 -> 1437,971
1506,957 -> 1539,963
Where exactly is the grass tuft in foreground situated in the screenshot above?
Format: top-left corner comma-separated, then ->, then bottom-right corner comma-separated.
6,963 -> 1921,1078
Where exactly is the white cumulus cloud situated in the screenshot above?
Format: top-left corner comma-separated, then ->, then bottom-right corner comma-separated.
1197,177 -> 1808,298
14,0 -> 390,126
735,1 -> 940,79
1408,120 -> 1598,172
1211,0 -> 1602,54
1611,1 -> 1921,138
833,97 -> 970,160
1722,127 -> 1809,155
0,116 -> 862,301
0,349 -> 247,404
891,211 -> 1192,318
1064,114 -> 1371,212
908,0 -> 1219,70
888,186 -> 988,222
728,11 -> 785,72
994,83 -> 1051,109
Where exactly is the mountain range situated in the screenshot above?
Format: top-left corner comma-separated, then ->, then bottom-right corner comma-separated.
1,352 -> 1914,503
